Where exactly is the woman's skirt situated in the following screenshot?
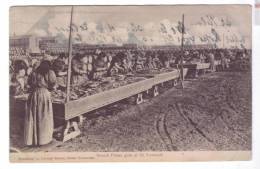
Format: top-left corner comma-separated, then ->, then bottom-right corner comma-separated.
24,87 -> 53,146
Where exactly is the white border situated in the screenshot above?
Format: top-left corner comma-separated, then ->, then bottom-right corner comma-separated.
1,0 -> 259,169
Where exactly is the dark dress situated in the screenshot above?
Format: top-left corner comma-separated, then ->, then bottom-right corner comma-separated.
71,59 -> 87,85
107,54 -> 126,76
24,70 -> 56,146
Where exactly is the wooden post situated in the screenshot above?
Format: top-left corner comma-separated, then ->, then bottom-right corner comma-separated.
223,33 -> 224,49
66,6 -> 74,102
180,14 -> 185,89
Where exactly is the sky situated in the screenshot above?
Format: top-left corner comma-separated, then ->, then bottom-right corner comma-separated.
9,5 -> 252,48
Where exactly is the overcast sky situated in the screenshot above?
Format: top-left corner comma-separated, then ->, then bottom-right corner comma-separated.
10,5 -> 252,48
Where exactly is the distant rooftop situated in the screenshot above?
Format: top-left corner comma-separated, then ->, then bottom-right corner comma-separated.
10,34 -> 35,40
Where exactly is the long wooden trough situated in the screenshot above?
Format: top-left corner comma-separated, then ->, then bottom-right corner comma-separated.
57,77 -> 154,121
183,62 -> 211,78
12,69 -> 185,141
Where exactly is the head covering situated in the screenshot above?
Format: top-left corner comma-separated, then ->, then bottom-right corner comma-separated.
13,59 -> 28,73
52,59 -> 66,74
37,60 -> 52,75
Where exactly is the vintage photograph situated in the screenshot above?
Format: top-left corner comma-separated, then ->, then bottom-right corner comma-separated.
9,5 -> 252,162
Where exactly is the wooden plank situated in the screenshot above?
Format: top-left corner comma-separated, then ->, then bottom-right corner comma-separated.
180,14 -> 185,89
62,121 -> 80,142
184,63 -> 210,70
183,63 -> 197,70
152,70 -> 180,85
65,6 -> 74,103
196,63 -> 210,70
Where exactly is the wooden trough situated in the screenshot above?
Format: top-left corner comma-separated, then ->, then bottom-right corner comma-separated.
183,62 -> 211,78
12,69 -> 185,142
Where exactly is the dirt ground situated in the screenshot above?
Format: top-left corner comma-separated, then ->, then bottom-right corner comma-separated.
10,71 -> 252,152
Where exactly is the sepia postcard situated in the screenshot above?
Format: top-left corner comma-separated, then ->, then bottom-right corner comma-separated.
9,5 -> 252,162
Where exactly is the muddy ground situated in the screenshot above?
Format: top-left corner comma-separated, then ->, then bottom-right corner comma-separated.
10,71 -> 251,152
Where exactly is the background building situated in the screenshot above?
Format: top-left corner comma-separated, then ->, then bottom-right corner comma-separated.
9,35 -> 40,54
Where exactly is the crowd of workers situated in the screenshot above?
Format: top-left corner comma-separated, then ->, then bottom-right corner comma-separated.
9,48 -> 250,146
10,48 -> 251,96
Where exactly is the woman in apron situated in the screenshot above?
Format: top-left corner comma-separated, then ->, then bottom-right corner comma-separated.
24,60 -> 57,146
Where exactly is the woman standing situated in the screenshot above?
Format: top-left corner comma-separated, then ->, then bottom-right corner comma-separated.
10,59 -> 28,95
71,54 -> 88,85
52,57 -> 67,90
107,52 -> 127,76
91,52 -> 108,80
24,60 -> 57,146
208,52 -> 215,72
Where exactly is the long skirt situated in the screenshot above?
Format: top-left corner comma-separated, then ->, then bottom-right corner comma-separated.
24,87 -> 53,146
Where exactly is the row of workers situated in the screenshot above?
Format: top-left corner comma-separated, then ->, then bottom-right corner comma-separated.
11,48 -> 242,147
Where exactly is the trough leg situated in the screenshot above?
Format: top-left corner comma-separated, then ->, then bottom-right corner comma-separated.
143,90 -> 149,100
152,85 -> 159,97
194,70 -> 199,78
78,115 -> 85,124
62,120 -> 81,142
173,79 -> 178,87
136,93 -> 143,105
202,69 -> 206,75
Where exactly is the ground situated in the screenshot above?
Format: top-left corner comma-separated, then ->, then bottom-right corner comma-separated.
10,71 -> 252,152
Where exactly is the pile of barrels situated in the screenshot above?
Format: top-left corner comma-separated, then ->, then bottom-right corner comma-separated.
81,55 -> 94,73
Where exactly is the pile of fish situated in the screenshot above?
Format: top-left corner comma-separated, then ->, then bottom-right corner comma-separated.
14,68 -> 176,103
51,75 -> 148,102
